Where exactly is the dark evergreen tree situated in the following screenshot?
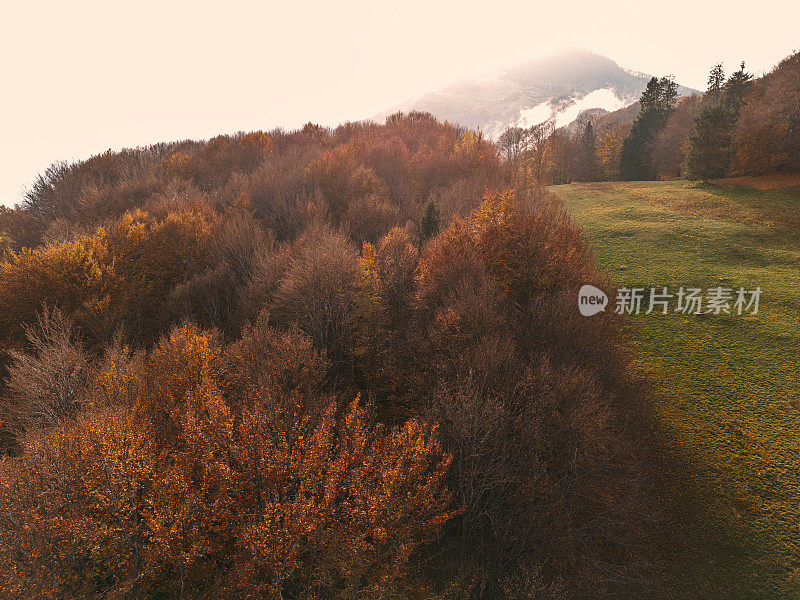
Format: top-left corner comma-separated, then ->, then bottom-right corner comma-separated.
620,76 -> 678,180
706,63 -> 725,104
579,120 -> 597,181
687,62 -> 752,182
686,104 -> 736,182
419,200 -> 440,246
723,61 -> 753,112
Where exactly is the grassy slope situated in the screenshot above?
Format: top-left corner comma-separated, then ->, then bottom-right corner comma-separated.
550,180 -> 800,598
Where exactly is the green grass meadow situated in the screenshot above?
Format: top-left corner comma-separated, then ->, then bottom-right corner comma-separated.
551,180 -> 800,598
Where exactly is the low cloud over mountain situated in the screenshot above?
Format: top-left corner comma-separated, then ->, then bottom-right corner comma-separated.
388,49 -> 698,138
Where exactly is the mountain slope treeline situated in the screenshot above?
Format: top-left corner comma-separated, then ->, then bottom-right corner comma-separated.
0,113 -> 675,598
503,50 -> 799,183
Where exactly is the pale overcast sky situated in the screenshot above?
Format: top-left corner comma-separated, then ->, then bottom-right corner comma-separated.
1,0 -> 798,207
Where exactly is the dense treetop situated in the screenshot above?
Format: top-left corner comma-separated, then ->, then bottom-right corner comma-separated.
0,110 -> 682,599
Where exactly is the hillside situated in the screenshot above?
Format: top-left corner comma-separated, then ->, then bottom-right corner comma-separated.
392,49 -> 697,138
545,51 -> 800,183
0,115 -> 692,599
732,51 -> 800,174
551,178 -> 800,598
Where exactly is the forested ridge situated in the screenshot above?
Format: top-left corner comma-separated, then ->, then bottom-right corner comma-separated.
0,112 -> 681,598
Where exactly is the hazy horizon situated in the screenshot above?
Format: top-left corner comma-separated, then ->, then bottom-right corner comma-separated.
2,0 -> 798,207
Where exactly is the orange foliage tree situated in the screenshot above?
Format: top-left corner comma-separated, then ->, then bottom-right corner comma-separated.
0,323 -> 455,599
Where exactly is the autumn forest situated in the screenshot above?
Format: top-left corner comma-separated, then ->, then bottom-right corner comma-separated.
0,41 -> 798,599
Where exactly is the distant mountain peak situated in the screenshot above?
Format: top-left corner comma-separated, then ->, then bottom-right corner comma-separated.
383,49 -> 698,139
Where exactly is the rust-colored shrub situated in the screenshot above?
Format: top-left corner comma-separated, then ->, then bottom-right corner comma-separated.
271,225 -> 360,373
222,309 -> 329,415
306,145 -> 386,222
4,308 -> 89,434
344,194 -> 400,244
0,324 -> 454,599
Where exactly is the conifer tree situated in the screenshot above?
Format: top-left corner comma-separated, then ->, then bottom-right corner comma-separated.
419,200 -> 440,246
687,62 -> 752,182
686,104 -> 736,183
620,76 -> 678,180
579,120 -> 597,181
706,63 -> 725,104
723,61 -> 753,112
